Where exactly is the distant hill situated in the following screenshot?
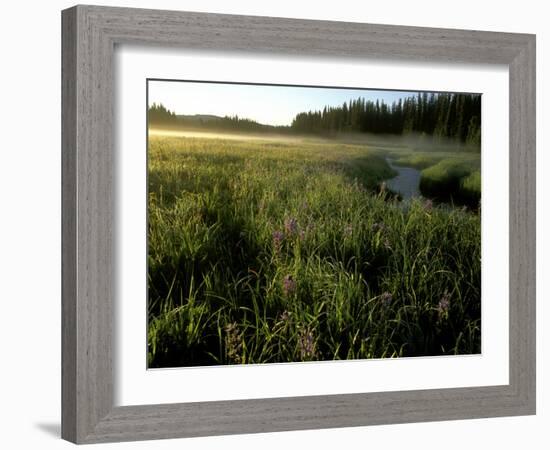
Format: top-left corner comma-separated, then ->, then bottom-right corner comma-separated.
148,104 -> 289,134
176,114 -> 224,122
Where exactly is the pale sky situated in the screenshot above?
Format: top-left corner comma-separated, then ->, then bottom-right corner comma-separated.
148,80 -> 418,127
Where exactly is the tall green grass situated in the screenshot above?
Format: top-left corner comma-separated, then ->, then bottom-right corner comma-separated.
392,154 -> 442,169
419,158 -> 481,207
460,170 -> 482,206
147,135 -> 481,367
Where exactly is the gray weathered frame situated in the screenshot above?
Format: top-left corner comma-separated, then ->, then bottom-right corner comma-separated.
62,4 -> 536,444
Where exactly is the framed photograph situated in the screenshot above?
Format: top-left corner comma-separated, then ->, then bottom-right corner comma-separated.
62,5 -> 536,444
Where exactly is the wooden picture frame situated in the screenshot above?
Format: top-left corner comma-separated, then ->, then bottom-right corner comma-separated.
62,4 -> 536,444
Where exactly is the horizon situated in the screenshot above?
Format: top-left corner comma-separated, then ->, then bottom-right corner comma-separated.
148,80 -> 429,127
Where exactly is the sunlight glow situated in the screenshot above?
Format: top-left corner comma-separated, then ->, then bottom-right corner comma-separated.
148,80 -> 415,126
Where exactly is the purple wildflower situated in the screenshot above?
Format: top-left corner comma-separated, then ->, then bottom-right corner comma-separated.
272,230 -> 284,253
282,275 -> 297,296
380,292 -> 393,308
298,328 -> 316,360
284,217 -> 299,236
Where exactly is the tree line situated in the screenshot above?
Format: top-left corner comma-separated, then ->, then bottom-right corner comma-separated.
149,91 -> 481,145
148,103 -> 285,134
291,92 -> 481,145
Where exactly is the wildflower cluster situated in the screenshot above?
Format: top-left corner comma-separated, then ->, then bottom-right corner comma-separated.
272,216 -> 309,256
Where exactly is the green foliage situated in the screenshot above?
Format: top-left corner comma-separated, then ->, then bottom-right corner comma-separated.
147,135 -> 481,367
460,171 -> 482,206
291,93 -> 481,144
148,102 -> 177,124
419,157 -> 481,207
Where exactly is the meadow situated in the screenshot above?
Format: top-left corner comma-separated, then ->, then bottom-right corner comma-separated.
147,133 -> 481,368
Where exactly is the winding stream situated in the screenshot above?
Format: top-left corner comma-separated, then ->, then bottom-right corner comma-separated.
385,158 -> 422,199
